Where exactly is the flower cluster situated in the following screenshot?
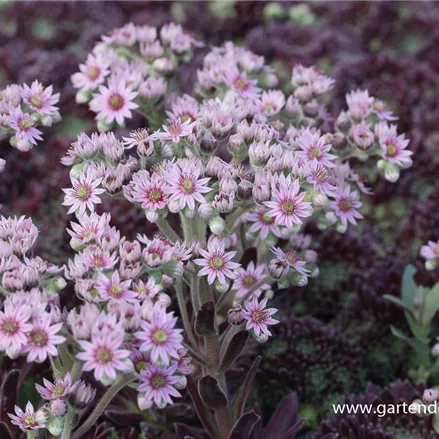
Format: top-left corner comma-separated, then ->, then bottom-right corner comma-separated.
0,81 -> 60,172
72,22 -> 198,131
3,23 -> 414,439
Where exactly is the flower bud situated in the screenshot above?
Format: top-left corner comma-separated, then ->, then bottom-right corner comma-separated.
269,258 -> 289,279
255,333 -> 270,343
200,134 -> 217,153
41,115 -> 54,127
174,375 -> 187,390
168,199 -> 182,213
146,210 -> 159,223
183,206 -> 196,219
291,272 -> 308,287
36,407 -> 51,425
228,304 -> 244,325
46,417 -> 64,436
209,216 -> 225,235
432,343 -> 439,357
426,259 -> 438,271
138,393 -> 154,410
76,90 -> 90,104
97,118 -> 112,132
214,278 -> 230,294
335,111 -> 350,131
325,211 -> 337,226
50,399 -> 69,417
377,159 -> 387,172
198,203 -> 214,220
0,158 -> 5,173
423,389 -> 439,404
384,163 -> 400,183
313,193 -> 328,208
228,133 -> 245,155
16,138 -> 32,152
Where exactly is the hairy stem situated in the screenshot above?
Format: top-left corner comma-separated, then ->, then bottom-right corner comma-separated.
156,217 -> 181,243
70,360 -> 83,383
61,407 -> 76,439
175,281 -> 198,348
71,373 -> 137,439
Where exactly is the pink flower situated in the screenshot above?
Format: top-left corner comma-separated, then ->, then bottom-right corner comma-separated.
306,159 -> 336,197
8,402 -> 44,430
137,363 -> 181,407
36,372 -> 74,400
242,296 -> 279,337
0,301 -> 32,356
329,185 -> 363,226
156,118 -> 196,144
141,237 -> 173,268
123,128 -> 154,156
67,212 -> 111,246
421,240 -> 439,260
20,80 -> 59,115
296,129 -> 336,167
255,90 -> 285,117
62,172 -> 105,215
375,122 -> 412,168
264,179 -> 312,229
9,108 -> 43,146
77,331 -> 132,381
346,89 -> 374,119
96,271 -> 138,303
194,238 -> 241,285
136,308 -> 183,365
246,208 -> 282,240
133,278 -> 161,300
271,247 -> 310,275
224,69 -> 261,99
24,317 -> 65,363
232,261 -> 270,299
90,76 -> 138,126
72,53 -> 110,91
132,171 -> 168,211
80,246 -> 118,270
164,159 -> 211,210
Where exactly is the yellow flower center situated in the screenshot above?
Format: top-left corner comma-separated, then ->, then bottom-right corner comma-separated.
109,94 -> 124,110
30,96 -> 42,108
386,143 -> 397,157
96,348 -> 112,363
153,330 -> 168,344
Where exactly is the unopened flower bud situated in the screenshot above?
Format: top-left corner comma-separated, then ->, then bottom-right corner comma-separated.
146,210 -> 159,223
304,250 -> 318,264
432,344 -> 439,357
41,115 -> 54,127
50,399 -> 69,417
325,211 -> 337,226
16,138 -> 32,152
377,159 -> 387,172
426,259 -> 438,271
76,90 -> 90,104
228,304 -> 244,325
168,199 -> 182,213
183,206 -> 196,219
255,332 -> 270,343
291,272 -> 308,287
138,393 -> 154,410
200,133 -> 217,153
46,417 -> 64,436
174,375 -> 187,390
423,389 -> 439,404
36,407 -> 51,425
304,100 -> 319,117
269,258 -> 289,279
313,193 -> 328,208
384,163 -> 400,183
285,95 -> 301,115
263,2 -> 285,21
209,216 -> 225,235
214,278 -> 230,294
228,133 -> 245,155
0,158 -> 5,173
335,111 -> 350,131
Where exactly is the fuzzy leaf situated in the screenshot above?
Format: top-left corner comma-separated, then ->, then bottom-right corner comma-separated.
198,375 -> 228,409
186,376 -> 219,439
279,420 -> 305,439
233,356 -> 261,419
383,294 -> 413,314
195,301 -> 217,337
217,324 -> 248,373
264,393 -> 300,439
402,264 -> 417,308
228,410 -> 260,439
422,283 -> 439,326
390,325 -> 430,357
175,423 -> 204,439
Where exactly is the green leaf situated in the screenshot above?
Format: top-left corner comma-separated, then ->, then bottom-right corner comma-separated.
401,264 -> 417,308
405,312 -> 429,343
423,282 -> 439,326
434,412 -> 439,434
390,326 -> 430,358
383,294 -> 413,314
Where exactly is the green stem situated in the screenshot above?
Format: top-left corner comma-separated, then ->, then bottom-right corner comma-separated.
71,373 -> 137,439
175,281 -> 198,349
61,408 -> 76,439
70,360 -> 83,383
156,217 -> 181,243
